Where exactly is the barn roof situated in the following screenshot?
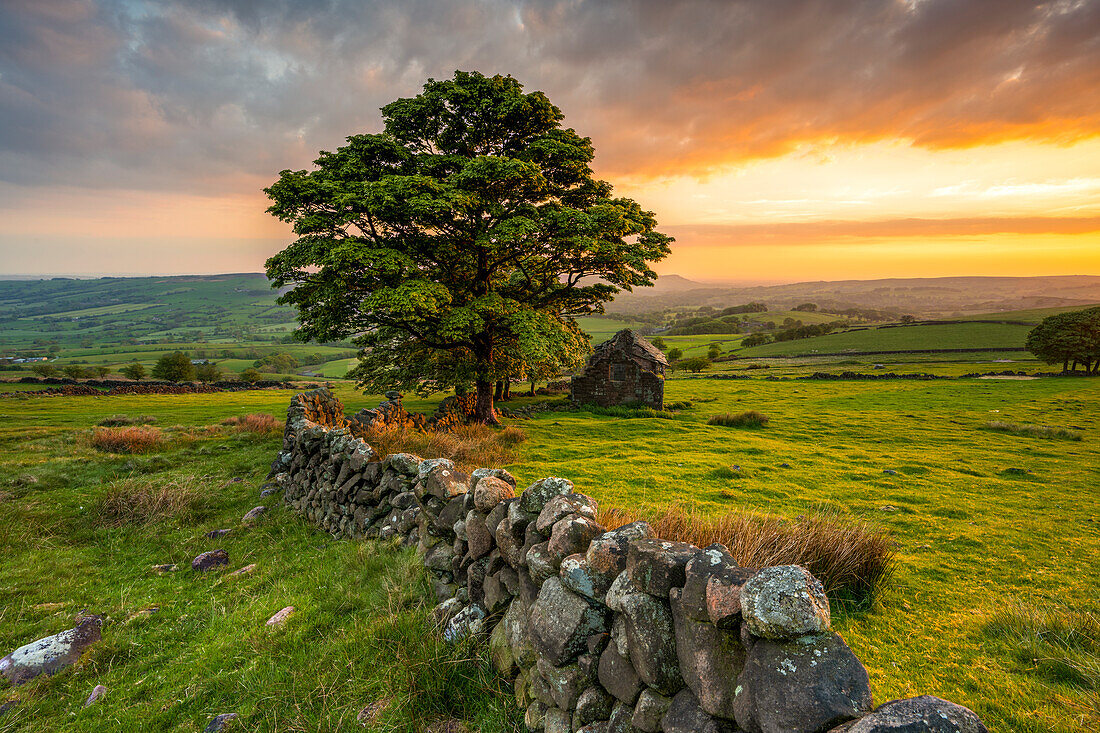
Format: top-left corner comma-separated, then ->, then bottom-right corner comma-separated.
591,329 -> 669,368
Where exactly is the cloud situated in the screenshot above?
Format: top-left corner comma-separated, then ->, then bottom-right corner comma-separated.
0,0 -> 1098,196
666,216 -> 1100,247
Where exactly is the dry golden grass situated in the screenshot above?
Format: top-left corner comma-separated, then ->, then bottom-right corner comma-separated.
708,410 -> 770,428
598,503 -> 895,605
362,423 -> 526,472
222,413 -> 282,435
91,477 -> 211,527
90,426 -> 165,454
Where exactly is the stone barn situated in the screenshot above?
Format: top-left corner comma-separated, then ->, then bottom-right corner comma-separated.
570,329 -> 668,409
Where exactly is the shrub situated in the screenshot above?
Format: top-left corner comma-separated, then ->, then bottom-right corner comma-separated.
90,426 -> 164,454
981,421 -> 1083,441
240,367 -> 263,384
30,363 -> 59,377
676,356 -> 712,373
121,362 -> 146,380
598,504 -> 894,607
708,410 -> 769,428
152,351 -> 195,382
195,362 -> 222,383
97,414 -> 158,427
222,413 -> 281,435
91,477 -> 210,526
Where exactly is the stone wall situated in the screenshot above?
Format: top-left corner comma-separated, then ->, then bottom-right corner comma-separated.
269,389 -> 988,733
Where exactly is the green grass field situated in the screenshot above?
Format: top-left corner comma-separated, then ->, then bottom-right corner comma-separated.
737,322 -> 1033,357
1,373 -> 1097,731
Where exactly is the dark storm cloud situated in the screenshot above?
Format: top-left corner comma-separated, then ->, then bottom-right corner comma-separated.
1,0 -> 1098,192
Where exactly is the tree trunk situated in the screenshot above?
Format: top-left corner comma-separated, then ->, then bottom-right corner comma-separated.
494,380 -> 504,401
529,380 -> 536,395
503,381 -> 511,400
1064,358 -> 1070,373
474,379 -> 499,425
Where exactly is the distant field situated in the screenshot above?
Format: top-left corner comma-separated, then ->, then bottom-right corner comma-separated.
950,304 -> 1100,324
738,322 -> 1032,357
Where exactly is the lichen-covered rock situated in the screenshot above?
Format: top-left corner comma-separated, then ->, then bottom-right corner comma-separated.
549,516 -> 604,563
544,705 -> 572,733
615,586 -> 684,696
384,452 -> 422,476
734,632 -> 872,733
598,642 -> 643,704
265,606 -> 295,628
577,723 -> 610,733
526,700 -> 549,732
680,544 -> 754,629
443,603 -> 487,643
625,539 -> 699,597
191,549 -> 229,571
536,493 -> 599,533
471,467 -> 518,490
669,588 -> 745,719
831,695 -> 988,733
527,541 -> 559,585
422,462 -> 470,500
529,578 -> 610,666
740,565 -> 830,640
475,475 -> 516,512
0,616 -> 103,686
537,656 -> 592,711
560,553 -> 617,603
203,713 -> 239,732
607,701 -> 641,733
575,686 -> 615,731
242,505 -> 267,523
520,477 -> 575,514
466,510 -> 493,560
660,689 -> 733,733
490,614 -> 516,674
631,688 -> 673,733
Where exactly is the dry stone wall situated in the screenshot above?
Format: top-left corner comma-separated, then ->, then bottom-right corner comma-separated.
269,389 -> 989,733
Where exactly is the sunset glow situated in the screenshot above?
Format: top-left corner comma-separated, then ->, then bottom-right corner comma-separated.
1,0 -> 1099,281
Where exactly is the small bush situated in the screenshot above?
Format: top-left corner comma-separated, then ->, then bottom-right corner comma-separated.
92,477 -> 210,526
91,426 -> 164,454
981,420 -> 1082,441
708,410 -> 770,428
598,504 -> 894,607
222,413 -> 281,435
665,400 -> 693,410
97,414 -> 158,427
498,426 -> 527,446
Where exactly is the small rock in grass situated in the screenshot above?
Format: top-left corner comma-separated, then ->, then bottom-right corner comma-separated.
151,563 -> 177,574
833,695 -> 988,732
206,529 -> 233,539
242,505 -> 267,523
203,713 -> 239,732
882,469 -> 898,475
191,549 -> 229,572
84,684 -> 107,707
357,699 -> 389,726
266,606 -> 295,628
228,563 -> 257,577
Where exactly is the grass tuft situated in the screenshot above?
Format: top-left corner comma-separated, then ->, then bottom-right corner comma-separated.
598,503 -> 894,606
708,410 -> 770,428
90,426 -> 165,453
981,420 -> 1083,441
97,414 -> 158,427
576,403 -> 676,419
91,476 -> 211,527
363,423 -> 524,471
986,600 -> 1100,695
222,413 -> 282,435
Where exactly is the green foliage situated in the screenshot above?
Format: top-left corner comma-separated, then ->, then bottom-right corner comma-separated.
29,363 -> 59,377
793,302 -> 818,312
62,364 -> 87,379
240,367 -> 263,384
265,70 -> 670,418
195,362 -> 222,383
1026,306 -> 1100,372
121,362 -> 146,380
707,344 -> 722,359
666,347 -> 683,361
676,356 -> 712,373
741,333 -> 772,348
151,351 -> 195,382
650,336 -> 667,351
254,352 -> 299,373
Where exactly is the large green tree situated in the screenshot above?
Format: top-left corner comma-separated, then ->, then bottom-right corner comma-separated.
1026,307 -> 1100,373
265,71 -> 671,422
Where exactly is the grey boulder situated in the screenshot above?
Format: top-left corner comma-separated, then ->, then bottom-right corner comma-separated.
0,616 -> 103,686
740,565 -> 830,640
832,695 -> 988,733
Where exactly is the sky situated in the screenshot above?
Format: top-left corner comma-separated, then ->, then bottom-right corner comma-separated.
1,0 -> 1098,283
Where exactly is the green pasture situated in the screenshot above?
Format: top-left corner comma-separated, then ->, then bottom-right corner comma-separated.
0,373 -> 1097,731
737,322 -> 1033,357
